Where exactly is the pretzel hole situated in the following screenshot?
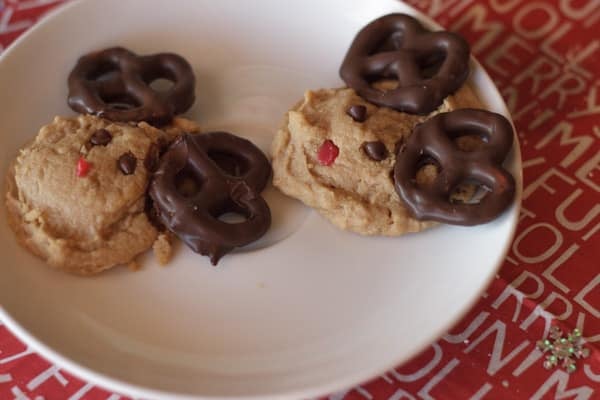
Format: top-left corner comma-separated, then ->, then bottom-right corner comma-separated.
208,151 -> 249,177
175,166 -> 204,198
417,51 -> 445,79
450,182 -> 490,205
371,79 -> 399,90
100,93 -> 141,110
415,156 -> 441,186
216,211 -> 248,224
373,33 -> 405,52
86,60 -> 120,81
149,78 -> 175,92
454,133 -> 487,152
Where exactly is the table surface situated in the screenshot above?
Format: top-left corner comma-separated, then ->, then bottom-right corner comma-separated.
0,0 -> 598,399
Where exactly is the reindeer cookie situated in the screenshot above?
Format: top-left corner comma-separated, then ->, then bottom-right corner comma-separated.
271,83 -> 483,236
272,14 -> 515,234
4,114 -> 198,275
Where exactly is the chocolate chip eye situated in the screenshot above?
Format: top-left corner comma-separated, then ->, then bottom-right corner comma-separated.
362,140 -> 388,161
89,129 -> 112,146
207,151 -> 249,177
347,105 -> 367,122
118,152 -> 137,175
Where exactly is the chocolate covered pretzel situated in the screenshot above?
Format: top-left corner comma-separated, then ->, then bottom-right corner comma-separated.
68,47 -> 195,124
340,14 -> 470,115
149,132 -> 271,265
393,109 -> 515,225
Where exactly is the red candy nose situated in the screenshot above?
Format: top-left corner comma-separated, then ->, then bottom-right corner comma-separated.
317,139 -> 339,166
76,156 -> 91,177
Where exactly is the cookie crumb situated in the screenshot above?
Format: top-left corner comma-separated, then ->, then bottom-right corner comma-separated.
153,232 -> 173,266
127,259 -> 141,271
23,208 -> 42,223
170,117 -> 203,134
142,117 -> 203,143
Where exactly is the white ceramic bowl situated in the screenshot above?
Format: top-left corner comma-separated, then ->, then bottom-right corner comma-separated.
0,0 -> 522,398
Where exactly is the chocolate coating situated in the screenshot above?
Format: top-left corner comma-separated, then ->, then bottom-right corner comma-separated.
149,132 -> 272,265
393,108 -> 515,225
118,152 -> 137,175
347,105 -> 367,122
394,137 -> 405,155
68,47 -> 195,124
339,14 -> 470,115
144,143 -> 160,172
362,141 -> 388,161
89,129 -> 112,146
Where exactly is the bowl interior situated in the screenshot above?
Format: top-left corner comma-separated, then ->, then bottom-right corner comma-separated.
0,0 -> 521,398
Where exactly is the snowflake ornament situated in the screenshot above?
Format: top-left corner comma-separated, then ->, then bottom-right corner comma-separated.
537,326 -> 590,373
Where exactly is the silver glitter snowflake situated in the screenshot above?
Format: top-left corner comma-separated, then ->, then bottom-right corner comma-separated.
537,326 -> 590,373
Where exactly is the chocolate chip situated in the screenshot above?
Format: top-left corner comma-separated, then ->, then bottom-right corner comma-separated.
347,105 -> 367,122
118,152 -> 137,175
89,129 -> 112,146
362,141 -> 388,161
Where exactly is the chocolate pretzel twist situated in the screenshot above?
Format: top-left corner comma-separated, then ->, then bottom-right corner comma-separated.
149,132 -> 271,265
340,14 -> 470,115
393,109 -> 516,225
68,47 -> 195,124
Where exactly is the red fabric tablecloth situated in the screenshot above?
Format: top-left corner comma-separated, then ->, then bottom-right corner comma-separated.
1,0 -> 598,399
